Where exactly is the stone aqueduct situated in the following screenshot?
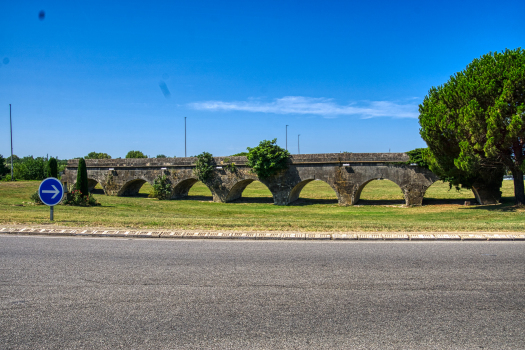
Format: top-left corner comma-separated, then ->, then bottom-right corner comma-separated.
61,153 -> 495,206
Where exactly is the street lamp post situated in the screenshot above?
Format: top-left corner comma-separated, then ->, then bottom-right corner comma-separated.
298,134 -> 300,155
286,125 -> 288,150
184,117 -> 187,157
9,104 -> 13,180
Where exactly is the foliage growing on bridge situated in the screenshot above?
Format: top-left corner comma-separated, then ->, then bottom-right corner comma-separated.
46,158 -> 58,178
246,139 -> 290,178
75,158 -> 89,196
222,157 -> 237,173
85,152 -> 111,159
419,48 -> 525,204
193,152 -> 216,183
150,175 -> 172,200
125,150 -> 147,159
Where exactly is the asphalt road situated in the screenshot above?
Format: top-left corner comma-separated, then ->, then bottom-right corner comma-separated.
1,236 -> 524,349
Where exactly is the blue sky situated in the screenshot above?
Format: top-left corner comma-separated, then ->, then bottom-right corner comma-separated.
1,0 -> 523,159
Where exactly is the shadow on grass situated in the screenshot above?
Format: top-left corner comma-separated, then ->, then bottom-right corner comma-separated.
423,198 -> 476,205
90,189 -> 105,195
461,197 -> 522,212
231,196 -> 274,204
357,199 -> 405,206
180,195 -> 213,202
289,198 -> 339,206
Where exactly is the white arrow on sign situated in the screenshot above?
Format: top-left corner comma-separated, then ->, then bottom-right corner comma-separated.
42,185 -> 60,199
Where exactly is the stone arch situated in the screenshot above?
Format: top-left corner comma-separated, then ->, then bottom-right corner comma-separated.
224,179 -> 274,203
171,178 -> 199,199
288,179 -> 340,204
353,178 -> 404,205
118,178 -> 150,196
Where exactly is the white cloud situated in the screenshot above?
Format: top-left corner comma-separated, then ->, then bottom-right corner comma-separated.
188,96 -> 418,119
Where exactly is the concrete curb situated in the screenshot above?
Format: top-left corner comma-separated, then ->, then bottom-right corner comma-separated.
1,226 -> 524,241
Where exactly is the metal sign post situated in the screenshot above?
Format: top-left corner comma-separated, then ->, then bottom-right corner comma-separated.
38,177 -> 64,221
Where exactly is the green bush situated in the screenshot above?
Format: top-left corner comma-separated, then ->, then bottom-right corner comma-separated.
193,152 -> 215,183
30,191 -> 43,205
246,139 -> 290,178
149,175 -> 172,200
13,156 -> 45,180
63,189 -> 99,206
126,150 -> 147,158
76,158 -> 89,196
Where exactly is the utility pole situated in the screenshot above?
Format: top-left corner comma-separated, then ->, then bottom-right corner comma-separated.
9,104 -> 13,180
286,125 -> 288,150
184,117 -> 187,157
298,134 -> 300,155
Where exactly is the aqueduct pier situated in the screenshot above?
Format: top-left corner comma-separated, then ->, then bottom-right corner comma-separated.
61,153 -> 497,206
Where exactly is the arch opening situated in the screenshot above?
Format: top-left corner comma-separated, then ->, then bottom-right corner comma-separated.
288,179 -> 339,206
118,179 -> 149,197
355,178 -> 405,205
227,180 -> 274,204
87,178 -> 105,194
177,179 -> 212,201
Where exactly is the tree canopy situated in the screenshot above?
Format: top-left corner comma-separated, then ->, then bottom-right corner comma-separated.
0,154 -> 9,178
125,150 -> 147,159
85,152 -> 111,159
419,48 -> 525,204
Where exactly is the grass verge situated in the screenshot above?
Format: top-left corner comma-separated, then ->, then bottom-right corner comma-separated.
0,180 -> 523,232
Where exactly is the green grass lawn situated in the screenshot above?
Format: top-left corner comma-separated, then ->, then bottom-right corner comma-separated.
0,179 -> 523,232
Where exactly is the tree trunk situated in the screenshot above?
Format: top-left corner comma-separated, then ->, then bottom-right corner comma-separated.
511,168 -> 525,205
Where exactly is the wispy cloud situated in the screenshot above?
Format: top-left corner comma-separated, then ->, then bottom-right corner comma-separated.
189,96 -> 418,119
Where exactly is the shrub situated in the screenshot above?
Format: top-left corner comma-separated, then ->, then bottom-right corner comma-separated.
156,154 -> 167,158
193,152 -> 215,183
126,150 -> 147,158
29,191 -> 43,204
76,158 -> 89,196
46,158 -> 58,178
150,175 -> 172,200
63,190 -> 99,206
246,139 -> 290,178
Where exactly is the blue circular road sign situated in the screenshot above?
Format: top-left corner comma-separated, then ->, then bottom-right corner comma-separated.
38,177 -> 64,206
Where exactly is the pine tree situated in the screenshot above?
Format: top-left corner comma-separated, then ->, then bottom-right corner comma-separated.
46,158 -> 58,178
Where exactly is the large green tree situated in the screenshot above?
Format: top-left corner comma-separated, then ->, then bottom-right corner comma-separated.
419,48 -> 525,204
